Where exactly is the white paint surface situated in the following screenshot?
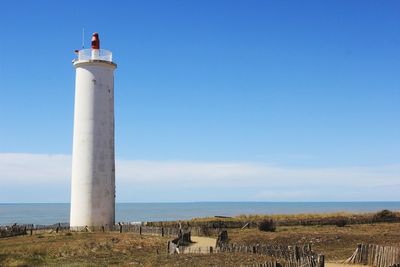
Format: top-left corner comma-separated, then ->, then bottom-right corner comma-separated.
70,56 -> 117,228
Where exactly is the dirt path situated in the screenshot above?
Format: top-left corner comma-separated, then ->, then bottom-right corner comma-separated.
189,236 -> 216,248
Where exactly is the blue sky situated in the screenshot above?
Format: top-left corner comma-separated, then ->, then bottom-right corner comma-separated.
0,0 -> 399,202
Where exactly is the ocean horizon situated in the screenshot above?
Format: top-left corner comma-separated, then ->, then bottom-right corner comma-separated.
1,201 -> 399,226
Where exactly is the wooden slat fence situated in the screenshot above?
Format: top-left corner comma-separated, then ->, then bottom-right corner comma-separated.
345,243 -> 400,267
67,225 -> 183,237
190,226 -> 223,236
242,261 -> 283,267
0,226 -> 27,238
4,222 -> 220,237
115,225 -> 181,237
2,223 -> 187,238
171,244 -> 324,267
168,240 -> 324,267
218,243 -> 314,261
244,255 -> 324,267
244,261 -> 281,267
177,246 -> 214,254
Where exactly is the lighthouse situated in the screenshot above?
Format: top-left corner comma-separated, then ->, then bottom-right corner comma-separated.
70,33 -> 117,229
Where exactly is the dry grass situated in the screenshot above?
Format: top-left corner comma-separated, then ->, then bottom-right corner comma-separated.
0,232 -> 165,266
0,232 -> 274,266
148,210 -> 400,229
228,222 -> 400,261
192,211 -> 358,222
1,222 -> 400,265
191,210 -> 400,223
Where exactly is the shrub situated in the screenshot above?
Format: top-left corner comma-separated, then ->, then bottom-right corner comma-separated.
373,209 -> 397,221
335,219 -> 347,227
258,219 -> 276,232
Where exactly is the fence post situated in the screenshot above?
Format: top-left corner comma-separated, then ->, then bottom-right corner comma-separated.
318,254 -> 325,267
210,246 -> 213,253
161,227 -> 164,237
294,245 -> 300,260
139,226 -> 142,235
356,243 -> 362,263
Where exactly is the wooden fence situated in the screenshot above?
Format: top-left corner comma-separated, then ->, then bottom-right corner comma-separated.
244,255 -> 324,267
243,261 -> 282,267
0,226 -> 27,238
169,243 -> 324,267
12,223 -> 220,238
218,243 -> 316,261
168,239 -> 324,267
1,223 -> 190,238
345,243 -> 400,267
115,224 -> 181,237
170,245 -> 215,254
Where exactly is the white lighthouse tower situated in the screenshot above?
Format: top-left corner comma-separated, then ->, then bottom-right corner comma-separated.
70,33 -> 117,229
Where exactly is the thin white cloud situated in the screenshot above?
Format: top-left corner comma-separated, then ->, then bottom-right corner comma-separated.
0,153 -> 71,184
0,153 -> 399,201
118,159 -> 400,188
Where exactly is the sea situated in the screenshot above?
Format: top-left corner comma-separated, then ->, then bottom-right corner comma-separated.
1,202 -> 400,226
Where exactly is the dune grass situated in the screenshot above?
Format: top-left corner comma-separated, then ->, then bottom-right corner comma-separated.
147,210 -> 400,229
191,210 -> 400,222
1,215 -> 400,266
228,222 -> 400,261
0,232 -> 274,266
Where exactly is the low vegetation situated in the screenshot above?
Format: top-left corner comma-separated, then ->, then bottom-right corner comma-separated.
257,219 -> 276,232
334,218 -> 348,227
148,209 -> 400,229
0,232 -> 276,266
373,209 -> 397,221
1,211 -> 399,266
228,222 -> 400,261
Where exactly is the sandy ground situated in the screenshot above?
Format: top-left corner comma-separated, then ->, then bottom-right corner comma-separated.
190,236 -> 217,248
